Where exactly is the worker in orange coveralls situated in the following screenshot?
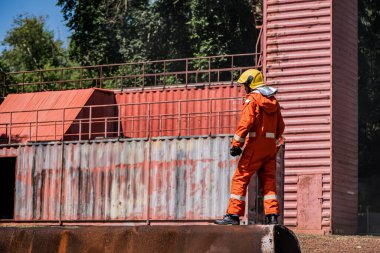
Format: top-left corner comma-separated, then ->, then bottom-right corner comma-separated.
215,69 -> 285,225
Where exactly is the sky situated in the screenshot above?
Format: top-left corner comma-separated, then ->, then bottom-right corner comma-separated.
0,0 -> 71,51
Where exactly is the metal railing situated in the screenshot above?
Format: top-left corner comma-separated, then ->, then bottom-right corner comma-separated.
1,53 -> 260,95
0,97 -> 242,144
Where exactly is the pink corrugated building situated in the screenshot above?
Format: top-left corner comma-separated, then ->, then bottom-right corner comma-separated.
263,0 -> 358,234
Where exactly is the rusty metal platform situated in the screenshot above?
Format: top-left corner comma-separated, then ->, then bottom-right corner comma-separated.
0,225 -> 300,253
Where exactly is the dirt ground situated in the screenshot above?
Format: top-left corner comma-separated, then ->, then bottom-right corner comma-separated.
297,234 -> 380,253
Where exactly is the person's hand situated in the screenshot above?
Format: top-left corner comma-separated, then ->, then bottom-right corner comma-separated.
230,146 -> 242,156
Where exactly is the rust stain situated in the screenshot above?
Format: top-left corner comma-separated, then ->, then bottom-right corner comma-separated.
57,230 -> 70,253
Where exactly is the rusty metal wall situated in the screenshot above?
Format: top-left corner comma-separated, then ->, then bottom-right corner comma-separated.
0,89 -> 93,142
0,137 -> 284,224
115,85 -> 242,137
264,0 -> 333,233
0,89 -> 117,143
331,0 -> 358,234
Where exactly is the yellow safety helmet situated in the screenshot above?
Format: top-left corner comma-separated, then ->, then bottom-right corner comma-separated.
237,69 -> 264,90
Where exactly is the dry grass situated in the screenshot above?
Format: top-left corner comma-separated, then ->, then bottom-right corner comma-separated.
297,233 -> 380,253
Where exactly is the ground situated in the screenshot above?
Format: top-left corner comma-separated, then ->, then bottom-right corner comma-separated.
297,234 -> 380,253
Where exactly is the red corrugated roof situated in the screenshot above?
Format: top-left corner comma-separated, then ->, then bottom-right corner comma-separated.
0,89 -> 96,142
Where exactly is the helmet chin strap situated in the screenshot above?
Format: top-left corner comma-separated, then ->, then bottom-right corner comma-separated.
244,75 -> 253,93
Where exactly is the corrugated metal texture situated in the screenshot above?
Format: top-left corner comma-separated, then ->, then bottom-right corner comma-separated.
264,0 -> 332,233
148,137 -> 236,220
115,85 -> 241,104
1,143 -> 63,220
4,137 -> 237,221
115,85 -> 242,137
331,0 -> 358,234
0,89 -> 94,142
0,89 -> 117,142
2,137 -> 284,223
61,140 -> 149,220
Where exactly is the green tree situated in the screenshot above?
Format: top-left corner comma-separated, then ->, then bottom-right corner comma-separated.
358,0 -> 380,211
120,0 -> 192,61
1,14 -> 67,71
59,0 -> 257,63
188,0 -> 256,57
58,0 -> 128,65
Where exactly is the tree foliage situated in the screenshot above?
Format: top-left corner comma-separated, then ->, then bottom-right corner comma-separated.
58,0 -> 256,64
358,0 -> 380,210
0,15 -> 67,71
58,0 -> 127,65
188,0 -> 255,57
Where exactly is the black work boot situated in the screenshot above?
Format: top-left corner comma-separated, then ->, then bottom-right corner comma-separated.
265,214 -> 279,225
214,214 -> 240,225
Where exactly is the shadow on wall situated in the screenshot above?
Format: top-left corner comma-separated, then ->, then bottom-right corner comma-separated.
0,134 -> 24,144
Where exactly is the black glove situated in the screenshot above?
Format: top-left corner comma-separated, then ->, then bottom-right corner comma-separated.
230,146 -> 242,157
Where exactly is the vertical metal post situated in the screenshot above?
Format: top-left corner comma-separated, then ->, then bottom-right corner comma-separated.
147,103 -> 151,138
80,68 -> 83,88
105,117 -> 108,138
61,69 -> 64,90
231,55 -> 234,84
159,115 -> 162,136
185,59 -> 188,87
117,105 -> 121,138
58,105 -> 65,224
146,136 -> 152,225
209,99 -> 212,135
62,109 -> 65,141
89,107 -> 92,139
8,112 -> 12,144
142,63 -> 145,88
208,57 -> 211,85
163,61 -> 166,87
39,71 -> 43,91
59,129 -> 65,226
35,110 -> 39,141
79,119 -> 82,141
218,111 -> 221,135
178,101 -> 181,136
99,66 -> 103,88
187,113 -> 190,136
22,73 -> 25,93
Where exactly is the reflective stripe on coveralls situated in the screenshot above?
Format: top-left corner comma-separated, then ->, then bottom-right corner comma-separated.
227,92 -> 285,217
247,132 -> 275,138
263,194 -> 277,201
230,194 -> 246,201
233,134 -> 245,143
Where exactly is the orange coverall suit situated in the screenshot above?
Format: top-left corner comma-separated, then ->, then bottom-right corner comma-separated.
227,91 -> 285,216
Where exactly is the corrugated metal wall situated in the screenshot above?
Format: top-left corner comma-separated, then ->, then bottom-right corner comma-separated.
264,0 -> 333,233
115,85 -> 242,137
0,138 -> 284,224
0,89 -> 117,142
0,90 -> 93,142
331,0 -> 358,234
